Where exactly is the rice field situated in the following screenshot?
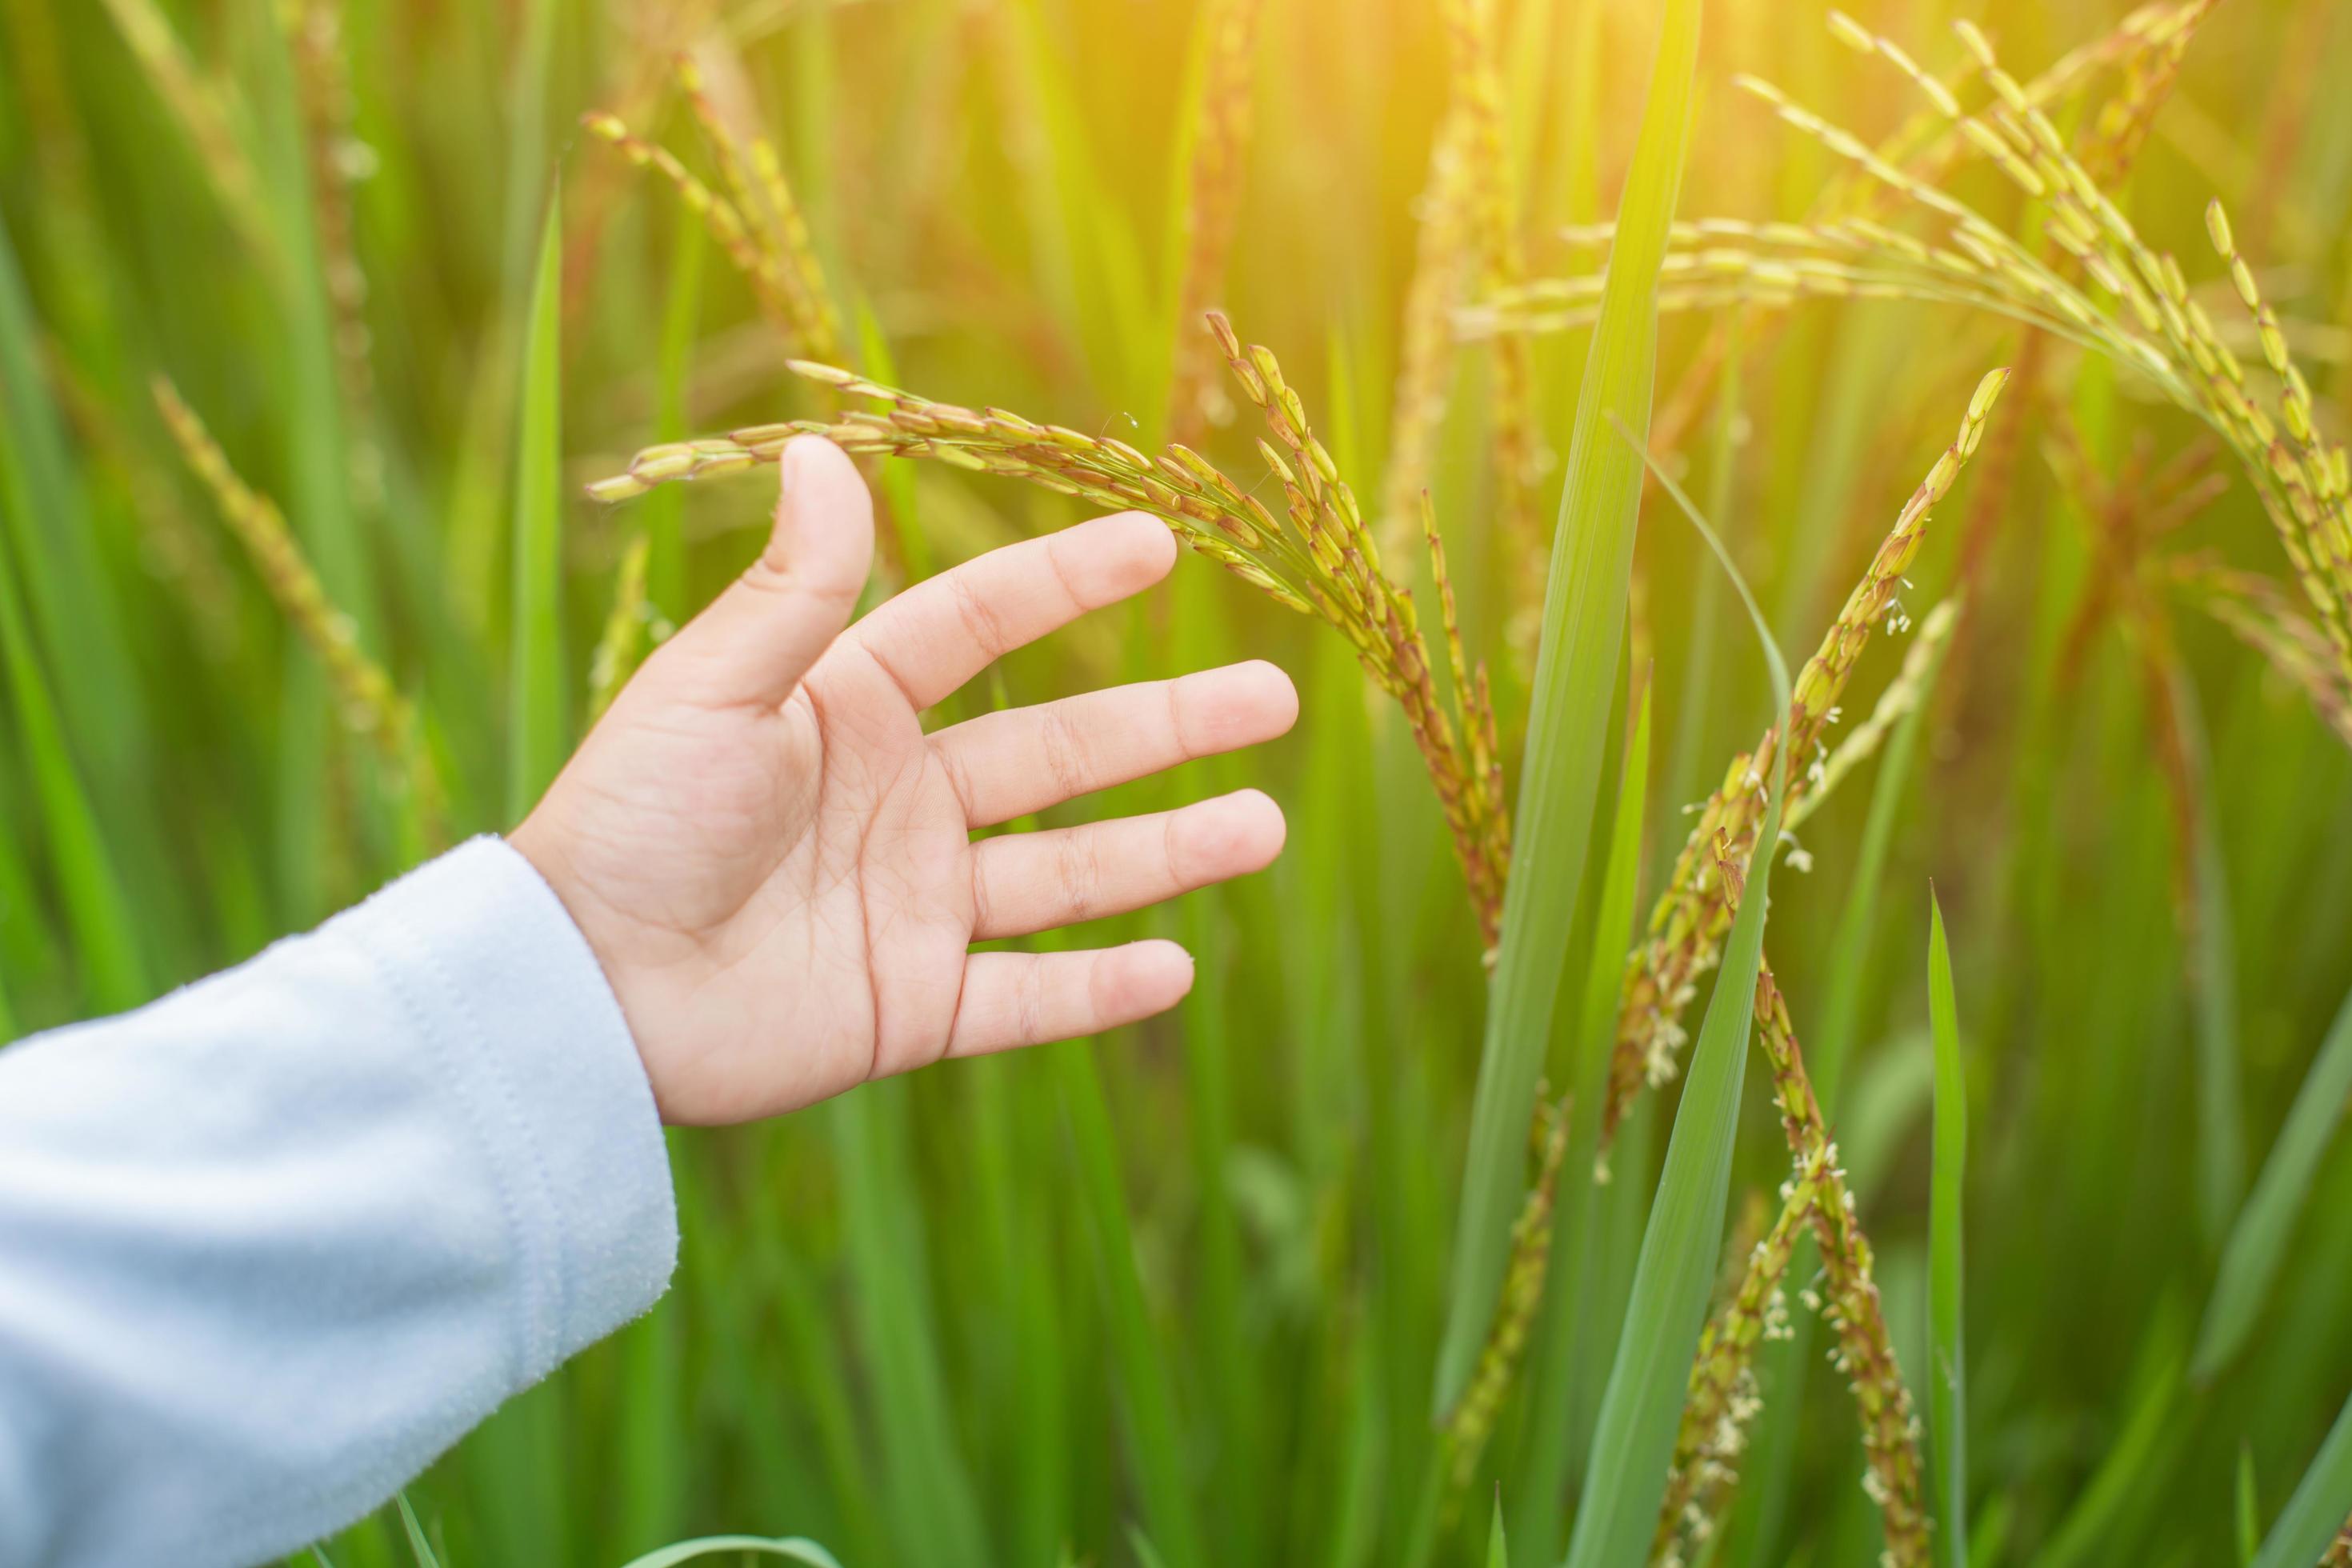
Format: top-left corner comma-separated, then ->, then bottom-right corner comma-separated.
4,0 -> 2352,1563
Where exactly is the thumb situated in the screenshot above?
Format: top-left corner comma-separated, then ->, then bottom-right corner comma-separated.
650,435 -> 875,710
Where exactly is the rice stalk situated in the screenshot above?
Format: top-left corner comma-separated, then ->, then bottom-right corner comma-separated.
152,377 -> 446,846
2043,430 -> 2216,915
94,0 -> 274,262
1378,107 -> 1477,558
1435,0 -> 1540,608
1164,0 -> 1263,448
1440,1090 -> 1570,1506
588,315 -> 1512,942
588,530 -> 655,725
1926,893 -> 1970,1568
288,0 -> 383,512
1602,370 -> 2010,1148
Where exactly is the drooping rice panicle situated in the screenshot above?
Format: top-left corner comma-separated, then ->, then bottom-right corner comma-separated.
2201,194 -> 2352,674
1753,964 -> 1930,1567
2080,0 -> 2222,182
1655,853 -> 1930,1566
1442,1090 -> 1569,1502
1165,0 -> 1264,449
587,315 -> 1512,942
1602,370 -> 2010,1146
1436,0 -> 1540,602
1654,1158 -> 1812,1567
582,107 -> 839,361
672,50 -> 846,366
2174,559 -> 2352,751
1502,10 -> 2352,722
1567,0 -> 2179,491
153,377 -> 445,845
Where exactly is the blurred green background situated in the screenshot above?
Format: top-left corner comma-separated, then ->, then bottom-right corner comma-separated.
3,0 -> 2352,1564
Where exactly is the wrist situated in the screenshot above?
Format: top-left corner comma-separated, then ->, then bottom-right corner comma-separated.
506,814 -> 667,1120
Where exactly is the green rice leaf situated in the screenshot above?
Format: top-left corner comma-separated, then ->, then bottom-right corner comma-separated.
394,1492 -> 442,1568
507,188 -> 567,819
1928,891 -> 1969,1568
1058,1037 -> 1207,1568
616,1535 -> 846,1568
2251,1390 -> 2352,1568
0,518 -> 146,1013
2236,1443 -> 2260,1566
2192,981 -> 2352,1380
1430,0 -> 1703,1421
1513,678 -> 1650,1562
0,215 -> 145,778
1487,1493 -> 1509,1568
1733,595 -> 1954,1564
830,1081 -> 988,1562
1563,394 -> 1789,1568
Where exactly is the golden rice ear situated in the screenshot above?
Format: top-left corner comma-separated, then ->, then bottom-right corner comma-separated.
584,330 -> 1512,947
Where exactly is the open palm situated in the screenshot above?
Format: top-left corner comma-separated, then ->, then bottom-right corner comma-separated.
514,437 -> 1294,1124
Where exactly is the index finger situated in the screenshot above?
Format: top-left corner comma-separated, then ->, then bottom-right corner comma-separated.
846,511 -> 1176,710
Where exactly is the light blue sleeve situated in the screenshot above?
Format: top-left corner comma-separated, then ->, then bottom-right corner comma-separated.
0,837 -> 680,1568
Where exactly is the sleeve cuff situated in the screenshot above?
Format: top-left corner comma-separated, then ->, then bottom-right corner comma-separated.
329,836 -> 679,1383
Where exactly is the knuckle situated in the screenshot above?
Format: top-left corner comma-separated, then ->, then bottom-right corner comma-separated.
946,569 -> 1013,658
1040,705 -> 1093,800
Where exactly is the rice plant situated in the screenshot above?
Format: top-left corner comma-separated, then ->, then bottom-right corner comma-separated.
7,0 -> 2352,1565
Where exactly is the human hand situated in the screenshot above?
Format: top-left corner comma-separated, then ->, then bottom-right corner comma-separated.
512,437 -> 1296,1124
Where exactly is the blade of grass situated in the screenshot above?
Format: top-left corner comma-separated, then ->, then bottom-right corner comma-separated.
1488,1493 -> 1509,1568
2192,981 -> 2352,1380
830,1080 -> 990,1565
394,1493 -> 442,1568
2037,1311 -> 2187,1568
616,1536 -> 846,1568
1566,414 -> 1790,1568
2250,1387 -> 2352,1568
1057,1034 -> 1207,1568
2173,663 -> 2246,1246
1431,0 -> 1703,1419
1511,682 -> 1649,1565
1928,891 -> 1969,1568
0,214 -> 145,787
2238,1444 -> 2261,1566
508,188 -> 566,818
0,529 -> 144,1012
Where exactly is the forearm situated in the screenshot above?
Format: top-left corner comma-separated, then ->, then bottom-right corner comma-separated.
0,838 -> 677,1568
